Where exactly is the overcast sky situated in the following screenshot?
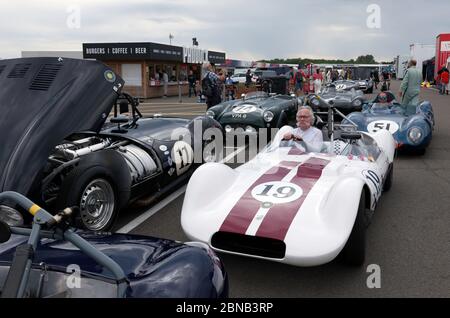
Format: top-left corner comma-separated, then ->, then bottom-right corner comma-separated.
1,0 -> 449,61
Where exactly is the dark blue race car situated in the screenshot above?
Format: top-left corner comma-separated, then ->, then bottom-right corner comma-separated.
0,192 -> 228,298
343,92 -> 434,154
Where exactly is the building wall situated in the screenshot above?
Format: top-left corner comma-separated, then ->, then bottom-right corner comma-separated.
104,60 -> 190,98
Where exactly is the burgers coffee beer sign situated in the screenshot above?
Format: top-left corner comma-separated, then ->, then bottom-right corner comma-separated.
83,42 -> 225,64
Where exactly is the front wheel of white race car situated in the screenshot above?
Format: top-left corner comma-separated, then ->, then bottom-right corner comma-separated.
341,190 -> 366,266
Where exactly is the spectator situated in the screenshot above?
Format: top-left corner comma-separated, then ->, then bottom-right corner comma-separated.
437,64 -> 449,95
400,59 -> 422,106
162,71 -> 169,98
371,69 -> 380,90
381,69 -> 391,91
201,62 -> 222,109
313,69 -> 323,93
245,69 -> 252,87
326,69 -> 332,83
288,67 -> 295,93
187,70 -> 196,98
294,67 -> 305,96
331,69 -> 338,82
225,74 -> 235,100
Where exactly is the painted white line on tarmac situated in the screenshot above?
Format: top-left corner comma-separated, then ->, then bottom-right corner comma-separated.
116,185 -> 188,234
117,145 -> 246,234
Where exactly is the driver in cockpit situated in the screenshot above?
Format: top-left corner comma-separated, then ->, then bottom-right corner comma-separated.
372,92 -> 393,111
281,106 -> 323,152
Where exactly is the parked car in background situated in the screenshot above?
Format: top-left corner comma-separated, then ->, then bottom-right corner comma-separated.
230,73 -> 247,84
306,83 -> 366,115
206,91 -> 298,141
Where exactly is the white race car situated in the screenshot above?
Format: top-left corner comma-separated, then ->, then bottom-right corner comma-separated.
181,126 -> 396,267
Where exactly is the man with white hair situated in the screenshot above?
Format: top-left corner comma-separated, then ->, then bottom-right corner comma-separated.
282,106 -> 323,152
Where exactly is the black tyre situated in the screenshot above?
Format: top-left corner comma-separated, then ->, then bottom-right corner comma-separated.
341,190 -> 366,266
56,150 -> 131,231
383,163 -> 393,192
415,148 -> 426,156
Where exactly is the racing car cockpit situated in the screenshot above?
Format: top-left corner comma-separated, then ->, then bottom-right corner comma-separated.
369,92 -> 404,115
325,132 -> 382,161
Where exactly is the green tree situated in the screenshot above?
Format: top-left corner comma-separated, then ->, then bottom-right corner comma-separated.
355,55 -> 376,64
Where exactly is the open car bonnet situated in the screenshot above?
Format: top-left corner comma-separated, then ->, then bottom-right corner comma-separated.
0,57 -> 124,194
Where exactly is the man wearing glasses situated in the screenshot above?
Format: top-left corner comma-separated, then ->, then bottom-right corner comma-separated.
282,106 -> 323,152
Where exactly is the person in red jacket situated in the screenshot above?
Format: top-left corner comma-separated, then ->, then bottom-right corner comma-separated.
437,64 -> 449,95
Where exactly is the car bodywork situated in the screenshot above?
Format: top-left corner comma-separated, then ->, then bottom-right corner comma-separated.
206,92 -> 299,137
181,127 -> 396,267
306,84 -> 366,114
0,57 -> 220,231
0,192 -> 228,298
0,232 -> 228,298
355,79 -> 374,93
343,92 -> 434,153
332,79 -> 373,94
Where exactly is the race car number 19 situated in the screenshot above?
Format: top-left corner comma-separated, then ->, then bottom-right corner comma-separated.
251,181 -> 303,204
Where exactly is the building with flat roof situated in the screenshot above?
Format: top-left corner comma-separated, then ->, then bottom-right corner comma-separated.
83,42 -> 225,98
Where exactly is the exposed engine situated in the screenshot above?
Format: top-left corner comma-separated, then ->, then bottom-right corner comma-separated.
51,136 -> 158,184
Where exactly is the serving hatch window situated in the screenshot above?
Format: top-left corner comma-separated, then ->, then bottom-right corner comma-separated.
121,63 -> 142,86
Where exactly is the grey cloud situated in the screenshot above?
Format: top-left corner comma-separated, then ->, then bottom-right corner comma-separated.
1,0 -> 449,62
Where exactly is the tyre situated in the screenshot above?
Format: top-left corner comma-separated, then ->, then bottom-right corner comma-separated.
415,148 -> 426,156
383,163 -> 393,192
56,150 -> 131,231
341,190 -> 366,266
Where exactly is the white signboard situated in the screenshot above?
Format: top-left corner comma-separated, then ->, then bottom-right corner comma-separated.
441,41 -> 450,52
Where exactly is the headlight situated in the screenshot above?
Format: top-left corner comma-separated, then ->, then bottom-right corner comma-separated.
407,127 -> 423,144
224,125 -> 232,133
263,111 -> 274,122
206,110 -> 215,118
311,98 -> 320,106
353,99 -> 362,107
0,205 -> 24,227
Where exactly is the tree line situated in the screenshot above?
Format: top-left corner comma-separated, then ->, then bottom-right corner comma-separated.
261,55 -> 393,65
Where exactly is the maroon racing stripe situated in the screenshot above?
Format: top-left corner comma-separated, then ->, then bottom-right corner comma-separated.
288,147 -> 305,155
255,157 -> 330,241
219,161 -> 299,234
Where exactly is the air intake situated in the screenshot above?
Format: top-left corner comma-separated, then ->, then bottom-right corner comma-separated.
211,231 -> 286,259
7,63 -> 31,78
29,64 -> 62,91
